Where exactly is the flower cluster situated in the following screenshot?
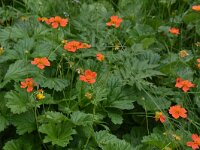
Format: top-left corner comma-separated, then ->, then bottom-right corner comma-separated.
38,16 -> 68,28
63,41 -> 91,52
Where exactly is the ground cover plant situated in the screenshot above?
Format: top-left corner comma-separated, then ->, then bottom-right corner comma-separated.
0,0 -> 200,149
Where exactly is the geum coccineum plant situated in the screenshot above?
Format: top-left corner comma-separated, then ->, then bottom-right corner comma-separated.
0,0 -> 200,150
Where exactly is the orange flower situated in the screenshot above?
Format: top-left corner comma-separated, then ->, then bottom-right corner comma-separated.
155,112 -> 166,123
96,53 -> 105,62
169,27 -> 180,35
64,41 -> 82,52
192,5 -> 200,11
175,78 -> 195,92
45,16 -> 68,28
31,57 -> 50,69
169,105 -> 187,119
20,78 -> 37,92
187,134 -> 200,150
106,16 -> 122,28
63,41 -> 91,52
80,70 -> 97,84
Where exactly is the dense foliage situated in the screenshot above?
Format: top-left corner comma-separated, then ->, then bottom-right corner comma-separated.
0,0 -> 200,149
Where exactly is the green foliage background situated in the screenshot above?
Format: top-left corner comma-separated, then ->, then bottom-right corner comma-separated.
0,0 -> 200,149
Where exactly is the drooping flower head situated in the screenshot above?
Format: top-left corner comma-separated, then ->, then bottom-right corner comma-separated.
169,105 -> 187,119
106,16 -> 123,28
169,27 -> 180,35
96,53 -> 105,62
20,78 -> 37,92
31,57 -> 50,69
192,5 -> 200,11
187,134 -> 200,150
155,111 -> 166,123
175,78 -> 195,92
80,70 -> 97,84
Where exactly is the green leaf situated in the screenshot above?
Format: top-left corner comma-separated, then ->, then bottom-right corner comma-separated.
4,60 -> 28,81
41,78 -> 69,91
14,38 -> 35,59
3,139 -> 32,150
71,111 -> 94,126
38,111 -> 68,123
0,25 -> 28,42
3,135 -> 41,150
11,111 -> 36,135
39,121 -> 76,147
31,41 -> 57,61
183,12 -> 200,24
141,38 -> 155,49
107,109 -> 123,124
0,115 -> 9,132
142,132 -> 167,149
102,141 -> 133,150
137,94 -> 171,111
95,130 -> 132,150
95,130 -> 121,145
123,127 -> 147,147
196,23 -> 200,36
5,87 -> 32,114
4,60 -> 38,82
134,24 -> 155,36
110,100 -> 134,110
105,77 -> 135,110
0,92 -> 10,132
